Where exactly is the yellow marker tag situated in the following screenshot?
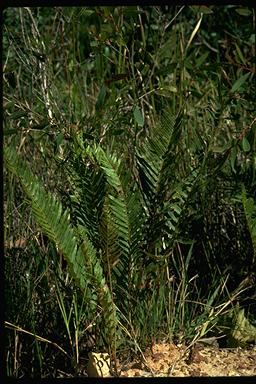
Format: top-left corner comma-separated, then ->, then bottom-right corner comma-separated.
87,352 -> 111,377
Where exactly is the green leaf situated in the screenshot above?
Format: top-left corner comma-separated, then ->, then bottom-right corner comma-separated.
230,146 -> 237,173
235,43 -> 246,66
56,132 -> 64,148
190,6 -> 213,14
231,73 -> 250,93
211,145 -> 228,153
9,111 -> 27,120
133,105 -> 144,127
123,6 -> 139,17
249,34 -> 255,45
196,51 -> 210,67
198,6 -> 213,14
235,8 -> 252,16
242,137 -> 250,152
4,101 -> 15,110
95,85 -> 107,111
156,85 -> 177,97
80,8 -> 95,17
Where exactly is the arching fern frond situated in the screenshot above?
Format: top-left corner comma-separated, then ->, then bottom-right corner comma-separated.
4,145 -> 117,354
136,107 -> 184,206
5,146 -> 88,291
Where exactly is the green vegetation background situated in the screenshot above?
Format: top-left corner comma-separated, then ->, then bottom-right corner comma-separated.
3,6 -> 256,378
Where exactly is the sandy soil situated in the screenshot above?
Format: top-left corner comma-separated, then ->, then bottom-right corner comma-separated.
117,342 -> 256,377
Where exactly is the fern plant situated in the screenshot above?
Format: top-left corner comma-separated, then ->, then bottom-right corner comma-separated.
62,107 -> 203,343
4,145 -> 117,363
5,104 -> 210,355
134,106 -> 200,266
65,140 -> 146,322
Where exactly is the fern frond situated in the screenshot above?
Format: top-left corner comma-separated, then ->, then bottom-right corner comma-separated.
136,107 -> 184,205
67,153 -> 106,250
5,146 -> 88,291
85,144 -> 148,318
163,167 -> 200,244
77,224 -> 117,350
135,106 -> 199,254
87,145 -> 131,278
4,146 -> 117,352
66,142 -> 147,318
